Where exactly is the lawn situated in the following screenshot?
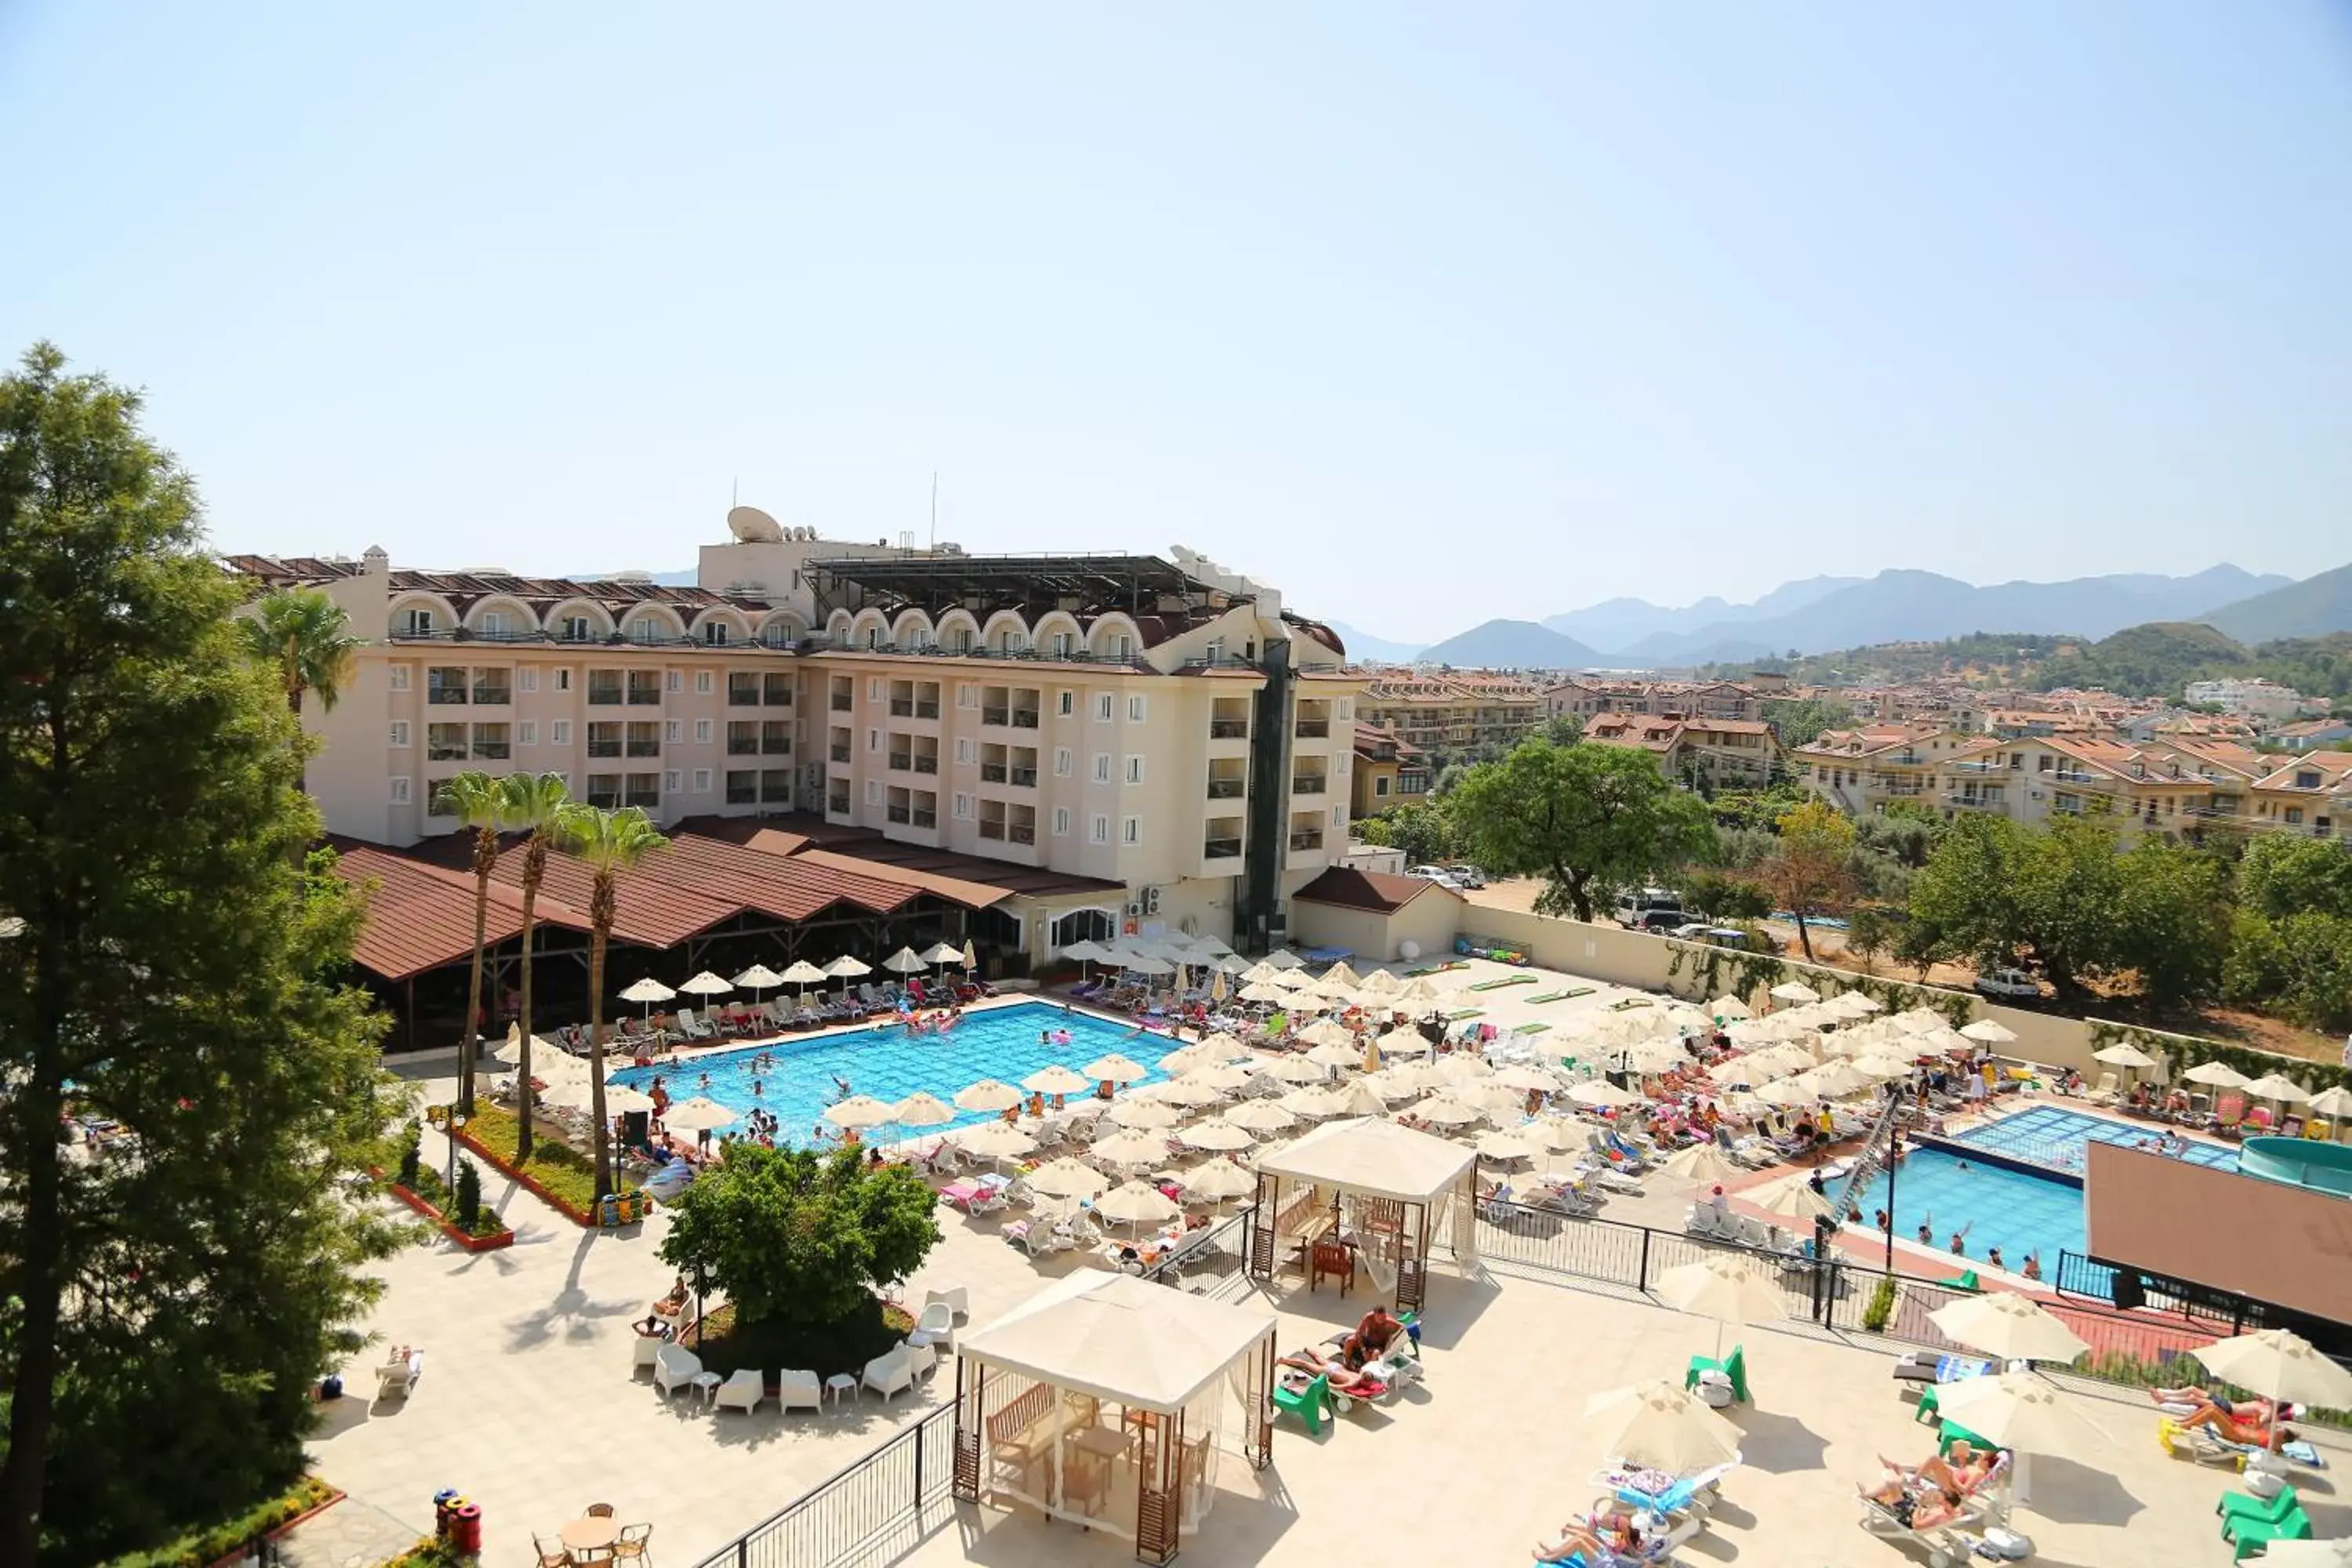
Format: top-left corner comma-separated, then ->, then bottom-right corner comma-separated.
454,1103 -> 634,1215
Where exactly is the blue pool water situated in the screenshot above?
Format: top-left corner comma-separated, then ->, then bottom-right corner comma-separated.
1838,1106 -> 2238,1274
609,1000 -> 1167,1145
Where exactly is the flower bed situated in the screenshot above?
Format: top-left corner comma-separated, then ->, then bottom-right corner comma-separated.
370,1123 -> 514,1251
107,1475 -> 342,1568
450,1104 -> 638,1229
382,1178 -> 514,1253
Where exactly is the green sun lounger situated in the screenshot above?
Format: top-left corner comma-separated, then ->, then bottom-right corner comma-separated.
2228,1507 -> 2312,1563
1525,990 -> 1572,1005
2217,1483 -> 2299,1530
1510,1022 -> 1552,1037
1273,1372 -> 1330,1435
1468,975 -> 1537,993
1443,1007 -> 1485,1022
1685,1344 -> 1749,1404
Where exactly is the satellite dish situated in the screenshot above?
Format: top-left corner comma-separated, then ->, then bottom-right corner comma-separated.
728,506 -> 785,543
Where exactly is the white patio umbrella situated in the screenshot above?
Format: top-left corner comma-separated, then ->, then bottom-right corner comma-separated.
1658,1143 -> 1741,1187
1239,982 -> 1289,1005
618,978 -> 677,1029
2194,1329 -> 2352,1432
1432,1052 -> 1496,1083
1279,1084 -> 1352,1118
1523,1116 -> 1592,1152
1181,1156 -> 1257,1203
921,941 -> 968,966
1026,1156 -> 1109,1199
1121,954 -> 1177,978
1655,1255 -> 1788,1358
2307,1086 -> 2352,1121
1095,1178 -> 1181,1229
1106,1098 -> 1181,1130
662,1096 -> 736,1133
1490,1064 -> 1564,1093
1769,982 -> 1820,1005
1091,1128 -> 1173,1169
1332,1078 -> 1392,1118
1214,953 -> 1252,975
1219,1100 -> 1296,1133
1755,1177 -> 1835,1222
1261,1054 -> 1331,1085
1569,1080 -> 1641,1110
1961,1018 -> 2018,1045
1376,1026 -> 1432,1056
1755,1079 -> 1817,1109
1358,969 -> 1403,996
1408,1094 -> 1486,1126
953,1078 -> 1023,1112
2183,1060 -> 2251,1088
1475,1129 -> 1534,1162
823,1094 -> 900,1131
1304,1040 -> 1364,1071
1163,1072 -> 1238,1103
1022,1064 -> 1092,1095
678,970 -> 734,1004
1156,1044 -> 1214,1075
604,1084 -> 656,1115
1851,1052 -> 1916,1082
2244,1073 -> 2311,1109
822,956 -> 871,1000
893,1091 -> 957,1129
1261,949 -> 1305,970
1929,1293 -> 2090,1364
1296,1018 -> 1354,1048
1584,1381 -> 1744,1472
779,960 -> 829,1000
1268,967 -> 1316,993
961,938 -> 978,972
1178,1120 -> 1257,1152
1933,1371 -> 2107,1508
1083,1053 -> 1152,1084
733,963 -> 784,998
1708,994 -> 1751,1022
882,946 -> 928,976
955,1121 -> 1036,1160
2093,1042 -> 2159,1070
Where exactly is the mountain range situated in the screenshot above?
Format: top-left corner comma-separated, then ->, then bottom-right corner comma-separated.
1389,564 -> 2321,670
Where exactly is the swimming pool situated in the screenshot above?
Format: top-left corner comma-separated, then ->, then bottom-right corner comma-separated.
1837,1105 -> 2238,1276
609,1000 -> 1167,1146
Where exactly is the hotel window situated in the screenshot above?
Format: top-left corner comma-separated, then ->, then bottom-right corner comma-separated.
954,793 -> 974,820
666,670 -> 683,692
1093,753 -> 1112,782
1058,690 -> 1075,716
763,672 -> 792,706
389,666 -> 411,691
663,769 -> 681,794
559,615 -> 591,642
517,667 -> 539,693
666,719 -> 683,743
1052,807 -> 1071,837
694,718 -> 712,744
624,772 -> 660,808
704,622 -> 730,646
1054,746 -> 1073,777
957,683 -> 976,709
866,779 -> 883,805
555,668 -> 572,691
695,670 -> 713,693
630,617 -> 660,644
2288,808 -> 2305,825
1332,805 -> 1345,827
1337,700 -> 1352,720
725,770 -> 757,804
517,721 -> 536,746
479,612 -> 511,639
1091,814 -> 1110,844
1051,631 -> 1074,659
397,608 -> 434,636
869,677 -> 884,701
1113,634 -> 1134,659
390,777 -> 412,804
728,672 -> 759,706
956,737 -> 974,764
1127,695 -> 1147,723
1122,816 -> 1141,845
388,721 -> 410,748
1124,756 -> 1145,785
550,720 -> 571,745
693,768 -> 712,793
1374,776 -> 1390,797
1093,693 -> 1113,722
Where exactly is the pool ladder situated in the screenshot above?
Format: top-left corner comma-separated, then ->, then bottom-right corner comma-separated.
1834,1094 -> 1913,1219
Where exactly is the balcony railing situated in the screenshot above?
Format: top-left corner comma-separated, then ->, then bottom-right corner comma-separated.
1289,831 -> 1324,851
626,690 -> 662,707
426,742 -> 470,762
1008,823 -> 1036,844
426,688 -> 470,706
728,684 -> 760,707
887,804 -> 911,824
829,745 -> 851,763
1209,719 -> 1249,739
1294,720 -> 1330,739
472,742 -> 510,760
725,782 -> 757,804
889,754 -> 913,772
1291,775 -> 1327,795
980,764 -> 1007,783
829,694 -> 853,711
586,740 -> 624,759
1203,837 -> 1242,859
728,739 -> 759,756
888,701 -> 913,717
1207,779 -> 1245,800
978,821 -> 1006,840
913,756 -> 938,775
912,810 -> 937,829
761,739 -> 789,756
915,702 -> 940,719
625,740 -> 661,758
471,685 -> 512,706
1011,710 -> 1039,729
1009,767 -> 1037,788
827,796 -> 851,815
586,688 -> 623,706
982,708 -> 1009,726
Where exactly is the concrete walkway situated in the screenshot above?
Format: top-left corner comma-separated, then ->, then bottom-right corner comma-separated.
275,1496 -> 424,1568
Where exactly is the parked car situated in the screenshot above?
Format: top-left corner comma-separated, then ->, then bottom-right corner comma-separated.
1405,865 -> 1463,888
1446,864 -> 1488,890
1974,967 -> 2042,1001
1614,886 -> 1686,931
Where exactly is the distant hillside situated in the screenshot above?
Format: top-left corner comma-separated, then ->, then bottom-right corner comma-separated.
2026,622 -> 2249,697
1323,620 -> 1425,663
1613,564 -> 2290,665
1414,619 -> 1602,671
2200,562 -> 2352,642
1542,575 -> 1861,653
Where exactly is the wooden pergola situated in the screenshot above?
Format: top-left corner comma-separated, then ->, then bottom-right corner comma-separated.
1245,1116 -> 1479,1312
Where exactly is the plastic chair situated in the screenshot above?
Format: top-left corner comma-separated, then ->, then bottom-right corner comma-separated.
2217,1483 -> 2299,1530
1272,1372 -> 1330,1434
2228,1507 -> 2312,1563
1685,1344 -> 1749,1403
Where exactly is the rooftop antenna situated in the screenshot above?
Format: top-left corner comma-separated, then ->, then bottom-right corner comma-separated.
928,470 -> 938,552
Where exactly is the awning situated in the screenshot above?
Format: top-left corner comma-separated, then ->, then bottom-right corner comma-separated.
958,1272 -> 1276,1415
1254,1116 -> 1475,1203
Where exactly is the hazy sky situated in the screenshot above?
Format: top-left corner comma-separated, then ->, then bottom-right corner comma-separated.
5,5 -> 2349,641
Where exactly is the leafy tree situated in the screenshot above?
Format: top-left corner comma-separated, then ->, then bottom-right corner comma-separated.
2110,837 -> 2230,1007
0,343 -> 401,1563
238,586 -> 358,718
1708,782 -> 1808,836
500,771 -> 572,1160
1448,739 -> 1714,922
1854,808 -> 1944,869
2238,834 -> 2352,923
1541,713 -> 1584,746
1892,912 -> 1951,982
1911,815 -> 2118,1000
561,804 -> 669,1198
443,771 -> 513,1116
1757,800 -> 1856,960
1432,761 -> 1468,798
1680,869 -> 1771,922
1377,800 -> 1457,867
1845,905 -> 1893,974
1712,824 -> 1779,871
659,1144 -> 942,1329
2225,909 -> 2352,1032
1761,696 -> 1854,750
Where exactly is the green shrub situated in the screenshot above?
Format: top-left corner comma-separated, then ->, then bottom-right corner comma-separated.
395,1119 -> 423,1189
99,1475 -> 336,1568
456,1160 -> 481,1229
458,1102 -> 625,1211
1862,1275 -> 1899,1333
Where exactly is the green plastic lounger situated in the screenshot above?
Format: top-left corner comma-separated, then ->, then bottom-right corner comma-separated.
2216,1483 -> 2299,1531
1562,986 -> 1596,999
1511,1022 -> 1552,1037
1524,991 -> 1571,1005
1272,1372 -> 1330,1436
1444,1008 -> 1485,1022
1468,975 -> 1537,993
2228,1507 -> 2312,1563
1685,1344 -> 1750,1404
1937,1269 -> 1982,1293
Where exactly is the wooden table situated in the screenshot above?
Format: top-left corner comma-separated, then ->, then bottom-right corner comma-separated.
1065,1422 -> 1136,1461
558,1518 -> 618,1558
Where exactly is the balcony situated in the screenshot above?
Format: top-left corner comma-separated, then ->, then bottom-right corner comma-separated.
1009,767 -> 1037,788
588,741 -> 624,759
728,735 -> 759,757
1203,836 -> 1243,860
1010,709 -> 1040,729
1209,719 -> 1249,739
889,700 -> 914,717
471,683 -> 512,706
625,740 -> 661,759
982,707 -> 1010,727
1291,774 -> 1327,796
472,739 -> 511,761
1288,830 -> 1324,852
887,804 -> 912,825
586,685 -> 623,707
978,821 -> 1006,841
889,753 -> 913,773
724,776 -> 757,805
1008,822 -> 1036,844
625,681 -> 662,708
912,810 -> 937,829
980,764 -> 1008,784
913,755 -> 938,775
830,694 -> 853,713
426,739 -> 470,763
915,702 -> 940,720
1294,720 -> 1330,739
426,687 -> 470,707
827,793 -> 851,816
1207,779 -> 1245,800
829,745 -> 851,763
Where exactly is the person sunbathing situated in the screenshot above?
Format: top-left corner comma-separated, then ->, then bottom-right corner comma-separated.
2147,1385 -> 2283,1421
2174,1396 -> 2294,1446
1532,1513 -> 1638,1563
1279,1346 -> 1383,1396
1341,1305 -> 1403,1369
1858,1474 -> 1961,1530
1879,1439 -> 1994,1499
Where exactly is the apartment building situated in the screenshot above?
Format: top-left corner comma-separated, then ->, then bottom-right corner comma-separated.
2186,678 -> 2310,720
1349,722 -> 1431,817
2251,752 -> 2352,840
233,520 -> 1360,953
1791,724 -> 1979,815
1585,714 -> 1780,788
1356,674 -> 1544,751
1935,735 -> 2268,840
1544,678 -> 1762,724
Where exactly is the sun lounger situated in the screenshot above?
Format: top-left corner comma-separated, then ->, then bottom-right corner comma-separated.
1525,990 -> 1573,1005
1686,1345 -> 1749,1404
1468,975 -> 1537,992
1272,1371 -> 1331,1434
375,1349 -> 423,1401
2160,1417 -> 2328,1471
1443,1007 -> 1485,1022
1512,1022 -> 1552,1037
1856,1486 -> 1994,1567
1578,1160 -> 1644,1196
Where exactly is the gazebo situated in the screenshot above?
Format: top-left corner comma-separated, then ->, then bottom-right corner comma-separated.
1247,1116 -> 1479,1312
950,1272 -> 1279,1563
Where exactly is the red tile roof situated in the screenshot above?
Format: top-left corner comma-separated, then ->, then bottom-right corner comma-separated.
330,843 -> 585,982
1290,866 -> 1459,915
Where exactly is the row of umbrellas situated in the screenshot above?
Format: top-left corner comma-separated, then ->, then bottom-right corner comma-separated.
614,942 -> 982,1014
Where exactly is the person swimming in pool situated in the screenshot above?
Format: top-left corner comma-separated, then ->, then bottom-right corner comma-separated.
750,1078 -> 763,1097
832,1075 -> 852,1099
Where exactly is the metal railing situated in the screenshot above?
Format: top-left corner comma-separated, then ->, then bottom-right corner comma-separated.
1207,779 -> 1245,799
695,1401 -> 956,1568
1209,720 -> 1250,739
1202,837 -> 1242,859
1139,1204 -> 1254,1294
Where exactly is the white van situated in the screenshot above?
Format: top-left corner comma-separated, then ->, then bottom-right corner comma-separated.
1614,887 -> 1686,931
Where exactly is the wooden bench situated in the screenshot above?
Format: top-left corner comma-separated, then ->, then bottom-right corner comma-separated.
986,1382 -> 1060,1490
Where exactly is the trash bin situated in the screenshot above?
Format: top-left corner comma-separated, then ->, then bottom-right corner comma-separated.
432,1490 -> 459,1539
450,1502 -> 482,1555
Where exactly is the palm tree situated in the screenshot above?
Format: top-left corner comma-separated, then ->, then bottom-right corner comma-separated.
501,771 -> 574,1160
238,587 -> 359,798
444,771 -> 514,1116
561,804 -> 670,1199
